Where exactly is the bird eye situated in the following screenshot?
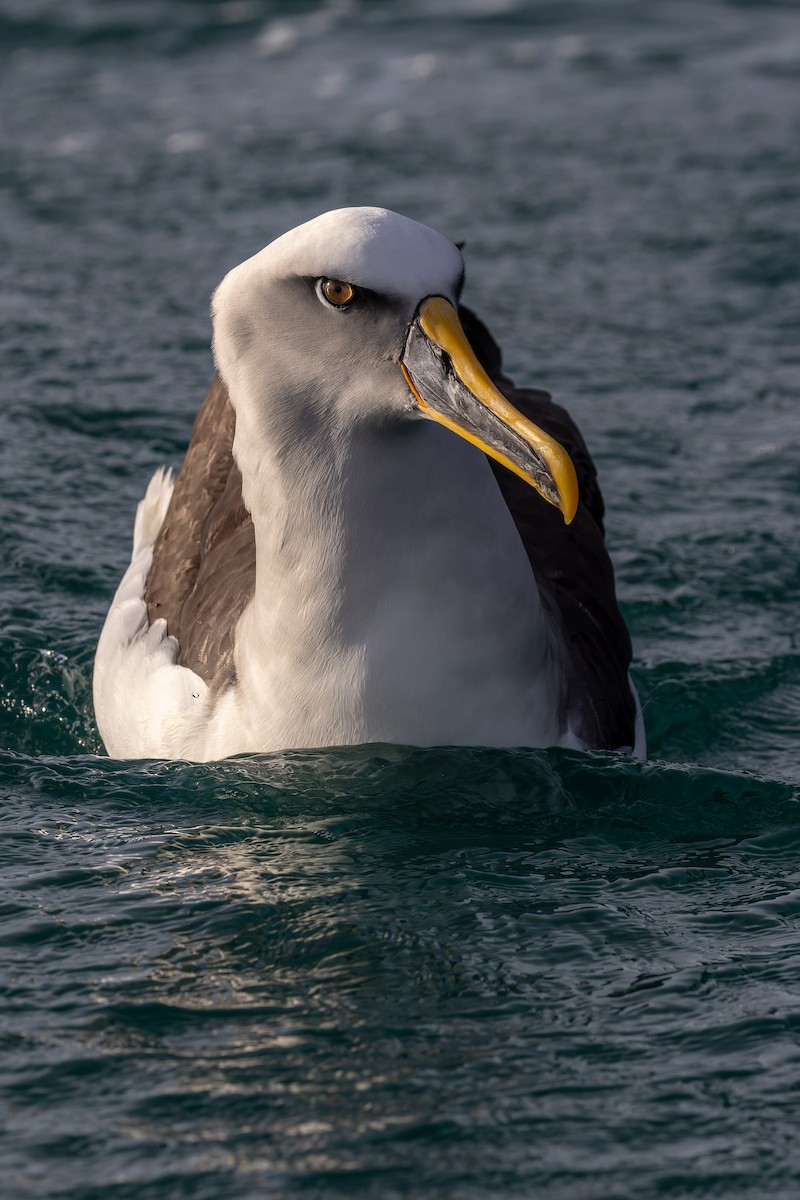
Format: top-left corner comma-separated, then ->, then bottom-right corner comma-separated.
319,278 -> 356,308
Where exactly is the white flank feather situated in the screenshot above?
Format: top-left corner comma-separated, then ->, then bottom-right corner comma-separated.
93,468 -> 210,759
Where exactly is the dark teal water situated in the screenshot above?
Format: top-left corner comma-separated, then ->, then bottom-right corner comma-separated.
1,1 -> 799,1196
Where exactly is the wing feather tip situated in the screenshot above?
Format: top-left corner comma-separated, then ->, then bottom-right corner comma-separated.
133,467 -> 175,555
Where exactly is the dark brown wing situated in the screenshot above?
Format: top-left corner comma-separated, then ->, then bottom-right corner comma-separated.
145,374 -> 255,691
459,304 -> 636,750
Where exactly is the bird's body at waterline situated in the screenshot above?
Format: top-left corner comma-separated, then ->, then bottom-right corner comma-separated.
93,207 -> 644,761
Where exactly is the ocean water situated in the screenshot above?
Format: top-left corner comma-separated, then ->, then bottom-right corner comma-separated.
1,1 -> 799,1196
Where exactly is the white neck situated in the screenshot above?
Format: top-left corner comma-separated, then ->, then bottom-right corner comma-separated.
225,407 -> 562,751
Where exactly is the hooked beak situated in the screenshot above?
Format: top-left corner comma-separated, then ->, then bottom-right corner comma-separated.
401,296 -> 578,524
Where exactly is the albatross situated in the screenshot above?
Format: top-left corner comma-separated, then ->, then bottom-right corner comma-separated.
93,207 -> 645,760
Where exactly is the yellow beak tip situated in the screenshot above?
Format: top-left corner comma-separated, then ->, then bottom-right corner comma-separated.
555,457 -> 579,525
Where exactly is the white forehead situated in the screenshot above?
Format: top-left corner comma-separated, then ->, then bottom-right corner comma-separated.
233,207 -> 463,301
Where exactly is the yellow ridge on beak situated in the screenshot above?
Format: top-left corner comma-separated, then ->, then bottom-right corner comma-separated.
403,296 -> 579,525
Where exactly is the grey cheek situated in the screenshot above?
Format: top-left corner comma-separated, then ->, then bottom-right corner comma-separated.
230,315 -> 255,360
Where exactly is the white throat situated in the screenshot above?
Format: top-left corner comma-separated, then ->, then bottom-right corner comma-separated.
216,409 -> 562,753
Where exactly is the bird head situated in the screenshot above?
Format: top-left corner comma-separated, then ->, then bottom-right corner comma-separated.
211,206 -> 577,523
